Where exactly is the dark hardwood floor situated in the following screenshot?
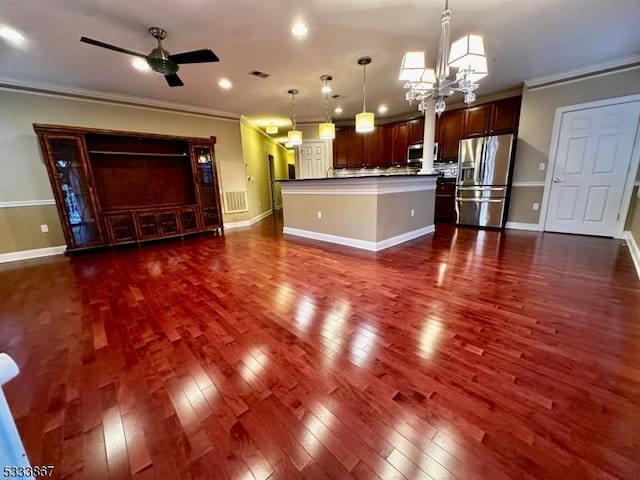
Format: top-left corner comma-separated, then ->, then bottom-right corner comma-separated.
1,214 -> 639,479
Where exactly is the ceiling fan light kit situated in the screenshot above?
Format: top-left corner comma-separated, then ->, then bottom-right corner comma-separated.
80,26 -> 219,87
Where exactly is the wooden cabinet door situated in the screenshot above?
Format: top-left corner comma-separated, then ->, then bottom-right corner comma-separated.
380,124 -> 394,168
36,133 -> 105,250
190,144 -> 223,231
104,213 -> 136,244
391,122 -> 409,165
463,104 -> 492,137
364,127 -> 384,167
491,97 -> 521,134
333,128 -> 349,168
435,183 -> 456,223
407,117 -> 425,144
347,130 -> 365,168
438,109 -> 465,162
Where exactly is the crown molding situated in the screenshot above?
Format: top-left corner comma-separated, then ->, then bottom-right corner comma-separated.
0,77 -> 241,120
240,116 -> 291,152
524,54 -> 640,90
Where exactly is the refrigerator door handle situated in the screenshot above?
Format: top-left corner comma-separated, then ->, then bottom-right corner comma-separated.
457,198 -> 504,203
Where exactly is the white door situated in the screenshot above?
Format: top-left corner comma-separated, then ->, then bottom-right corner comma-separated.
545,101 -> 640,236
298,141 -> 327,179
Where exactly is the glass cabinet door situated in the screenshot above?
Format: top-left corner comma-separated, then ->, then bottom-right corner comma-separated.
46,137 -> 103,248
192,145 -> 222,229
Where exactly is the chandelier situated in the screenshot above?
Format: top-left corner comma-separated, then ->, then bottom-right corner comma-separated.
399,0 -> 488,115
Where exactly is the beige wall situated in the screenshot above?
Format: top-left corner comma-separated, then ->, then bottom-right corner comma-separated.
282,194 -> 377,241
508,66 -> 640,224
0,88 -> 249,254
0,205 -> 65,252
281,188 -> 435,243
377,191 -> 434,241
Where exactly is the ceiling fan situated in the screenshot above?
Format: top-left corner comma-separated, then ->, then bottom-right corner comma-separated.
80,27 -> 219,87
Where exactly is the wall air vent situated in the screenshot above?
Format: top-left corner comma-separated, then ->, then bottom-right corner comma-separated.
249,70 -> 271,79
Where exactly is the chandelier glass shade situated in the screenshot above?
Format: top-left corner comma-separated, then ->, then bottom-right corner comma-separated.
287,89 -> 303,145
355,57 -> 375,133
399,1 -> 488,114
319,75 -> 336,140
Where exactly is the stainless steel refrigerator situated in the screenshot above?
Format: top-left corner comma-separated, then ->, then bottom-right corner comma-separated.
455,133 -> 515,228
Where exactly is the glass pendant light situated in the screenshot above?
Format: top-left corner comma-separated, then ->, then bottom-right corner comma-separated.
318,75 -> 336,140
355,56 -> 374,133
287,89 -> 303,145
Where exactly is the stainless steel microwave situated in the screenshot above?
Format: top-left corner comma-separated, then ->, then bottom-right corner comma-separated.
407,143 -> 423,164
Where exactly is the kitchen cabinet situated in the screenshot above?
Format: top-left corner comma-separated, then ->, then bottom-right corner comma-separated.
332,126 -> 384,168
437,109 -> 466,162
407,117 -> 425,144
390,122 -> 409,165
34,124 -> 224,253
463,104 -> 492,137
435,181 -> 456,223
437,96 -> 522,162
463,97 -> 521,137
333,128 -> 349,168
490,96 -> 521,134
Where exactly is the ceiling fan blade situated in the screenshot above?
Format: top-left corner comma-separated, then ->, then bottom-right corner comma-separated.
165,73 -> 184,87
80,36 -> 147,59
168,49 -> 219,64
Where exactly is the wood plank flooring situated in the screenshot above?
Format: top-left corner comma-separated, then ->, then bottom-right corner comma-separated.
1,214 -> 639,479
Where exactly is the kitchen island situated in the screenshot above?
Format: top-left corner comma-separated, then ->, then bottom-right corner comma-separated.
279,174 -> 438,251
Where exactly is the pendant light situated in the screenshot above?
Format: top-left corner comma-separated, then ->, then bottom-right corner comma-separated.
318,75 -> 335,140
355,56 -> 374,133
266,123 -> 278,135
287,89 -> 303,145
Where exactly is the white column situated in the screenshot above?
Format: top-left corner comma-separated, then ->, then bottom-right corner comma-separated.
419,98 -> 437,174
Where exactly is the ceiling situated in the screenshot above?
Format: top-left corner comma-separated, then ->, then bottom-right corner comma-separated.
2,0 -> 640,139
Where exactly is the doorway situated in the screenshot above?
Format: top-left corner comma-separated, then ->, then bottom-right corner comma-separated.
267,154 -> 277,212
543,97 -> 640,237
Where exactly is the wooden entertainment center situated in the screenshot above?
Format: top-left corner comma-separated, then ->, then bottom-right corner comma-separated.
34,124 -> 224,253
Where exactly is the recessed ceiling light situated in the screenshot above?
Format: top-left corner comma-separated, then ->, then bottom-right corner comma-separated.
334,106 -> 343,114
0,26 -> 26,46
291,22 -> 308,37
132,58 -> 151,72
219,78 -> 233,89
378,104 -> 388,114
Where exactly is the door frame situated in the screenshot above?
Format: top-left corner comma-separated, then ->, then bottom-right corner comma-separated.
267,154 -> 277,211
540,93 -> 640,238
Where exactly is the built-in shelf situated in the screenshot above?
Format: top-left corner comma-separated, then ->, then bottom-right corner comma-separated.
88,150 -> 188,157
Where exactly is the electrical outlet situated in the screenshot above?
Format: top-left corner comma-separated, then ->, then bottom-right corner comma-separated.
410,208 -> 415,217
532,203 -> 539,211
40,224 -> 49,233
317,211 -> 322,219
538,163 -> 546,171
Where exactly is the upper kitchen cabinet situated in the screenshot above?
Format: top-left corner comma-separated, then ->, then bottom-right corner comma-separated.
463,96 -> 522,137
363,128 -> 384,167
462,104 -> 492,137
437,109 -> 465,162
490,96 -> 522,134
333,128 -> 349,168
390,122 -> 409,166
407,117 -> 425,144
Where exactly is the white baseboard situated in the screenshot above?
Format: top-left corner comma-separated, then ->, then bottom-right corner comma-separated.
624,231 -> 640,280
505,222 -> 543,232
224,210 -> 273,229
283,225 -> 435,252
0,245 -> 66,264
